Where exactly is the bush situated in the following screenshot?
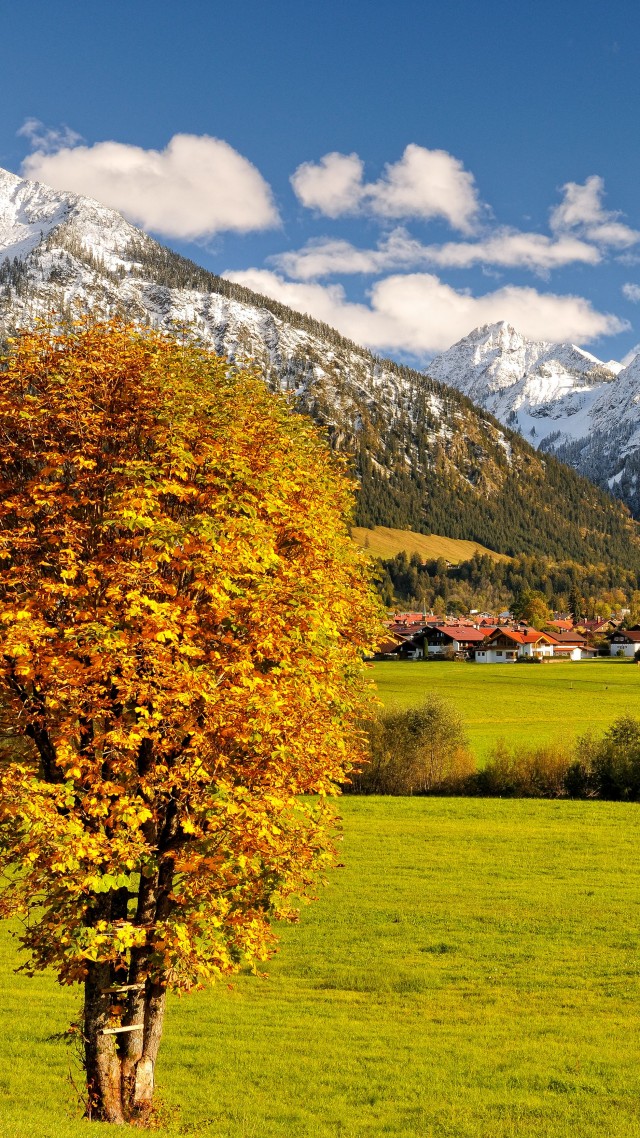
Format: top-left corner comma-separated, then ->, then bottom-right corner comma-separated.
351,695 -> 476,795
574,715 -> 640,800
477,741 -> 572,797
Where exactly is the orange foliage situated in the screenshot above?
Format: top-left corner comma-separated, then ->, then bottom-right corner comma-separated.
0,320 -> 381,991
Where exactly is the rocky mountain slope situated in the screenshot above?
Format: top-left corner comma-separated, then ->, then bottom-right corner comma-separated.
0,166 -> 639,570
427,322 -> 640,514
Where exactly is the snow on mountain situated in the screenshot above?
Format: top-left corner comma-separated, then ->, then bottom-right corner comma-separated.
427,322 -> 618,445
427,322 -> 640,512
0,165 -> 526,524
0,166 -> 407,411
1,165 -> 639,531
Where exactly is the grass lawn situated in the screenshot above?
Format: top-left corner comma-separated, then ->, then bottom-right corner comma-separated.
373,657 -> 640,762
3,798 -> 640,1136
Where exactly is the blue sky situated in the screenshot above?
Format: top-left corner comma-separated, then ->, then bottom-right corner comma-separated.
2,0 -> 640,363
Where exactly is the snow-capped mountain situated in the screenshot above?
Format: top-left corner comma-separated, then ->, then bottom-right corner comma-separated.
427,322 -> 640,513
0,165 -> 426,426
0,165 -> 638,567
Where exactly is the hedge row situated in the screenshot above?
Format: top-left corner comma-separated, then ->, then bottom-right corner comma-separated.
347,697 -> 640,799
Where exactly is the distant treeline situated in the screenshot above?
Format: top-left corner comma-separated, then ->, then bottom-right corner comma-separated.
375,549 -> 640,617
348,696 -> 640,800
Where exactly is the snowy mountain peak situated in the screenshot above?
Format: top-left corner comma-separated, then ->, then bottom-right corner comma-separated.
0,167 -> 76,264
428,320 -> 621,410
0,165 -> 149,276
430,321 -> 618,390
0,168 -> 22,192
427,321 -> 640,513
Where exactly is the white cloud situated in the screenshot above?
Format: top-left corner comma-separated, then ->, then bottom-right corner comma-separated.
290,152 -> 364,218
17,118 -> 84,154
290,145 -> 481,232
622,282 -> 640,303
21,132 -> 279,240
273,226 -> 601,280
424,231 -> 600,272
550,175 -> 640,248
225,267 -> 626,357
366,145 -> 480,232
272,230 -> 423,278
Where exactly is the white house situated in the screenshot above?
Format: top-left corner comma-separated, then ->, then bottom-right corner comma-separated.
545,629 -> 594,661
608,629 -> 640,658
474,628 -> 555,664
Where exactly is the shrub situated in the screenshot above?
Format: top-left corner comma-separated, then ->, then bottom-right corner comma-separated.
575,715 -> 640,800
477,741 -> 572,797
353,710 -> 640,800
352,695 -> 476,795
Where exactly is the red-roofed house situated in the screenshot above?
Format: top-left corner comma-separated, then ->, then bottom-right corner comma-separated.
474,627 -> 555,664
545,629 -> 594,661
422,625 -> 488,657
398,624 -> 488,659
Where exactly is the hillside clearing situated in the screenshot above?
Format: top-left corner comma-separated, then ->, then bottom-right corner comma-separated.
351,526 -> 508,563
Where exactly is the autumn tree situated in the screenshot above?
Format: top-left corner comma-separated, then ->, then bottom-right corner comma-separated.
0,322 -> 381,1124
513,587 -> 552,630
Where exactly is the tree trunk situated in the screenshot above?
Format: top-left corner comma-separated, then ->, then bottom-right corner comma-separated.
84,967 -> 167,1124
84,962 -> 126,1123
84,832 -> 174,1121
127,982 -> 166,1120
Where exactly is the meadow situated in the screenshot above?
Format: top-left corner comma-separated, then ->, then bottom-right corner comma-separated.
373,657 -> 640,761
350,526 -> 505,564
3,798 -> 640,1137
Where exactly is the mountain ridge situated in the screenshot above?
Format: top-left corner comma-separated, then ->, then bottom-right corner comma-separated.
0,166 -> 639,575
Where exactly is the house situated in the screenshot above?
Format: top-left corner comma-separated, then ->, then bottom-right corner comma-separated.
578,618 -> 618,637
371,635 -> 406,660
549,619 -> 575,633
474,627 -> 555,663
395,623 -> 487,659
545,629 -> 594,661
608,629 -> 640,658
421,625 -> 488,657
478,618 -> 499,631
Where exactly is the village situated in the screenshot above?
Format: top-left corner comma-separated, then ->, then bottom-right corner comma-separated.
378,611 -> 640,663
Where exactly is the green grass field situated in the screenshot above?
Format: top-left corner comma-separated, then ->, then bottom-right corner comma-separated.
373,658 -> 640,761
3,798 -> 640,1137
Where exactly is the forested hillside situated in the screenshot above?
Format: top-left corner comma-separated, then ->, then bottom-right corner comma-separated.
377,548 -> 640,616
